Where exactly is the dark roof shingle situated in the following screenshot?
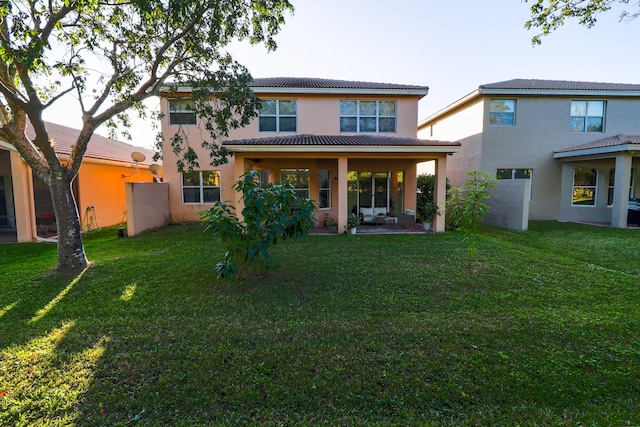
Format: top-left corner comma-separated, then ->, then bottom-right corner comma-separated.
555,134 -> 640,154
249,77 -> 429,91
480,79 -> 640,91
24,121 -> 156,165
224,134 -> 458,147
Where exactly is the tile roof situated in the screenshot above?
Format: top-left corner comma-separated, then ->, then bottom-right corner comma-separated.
24,121 -> 157,165
224,134 -> 459,147
249,77 -> 429,91
555,134 -> 640,154
480,79 -> 640,91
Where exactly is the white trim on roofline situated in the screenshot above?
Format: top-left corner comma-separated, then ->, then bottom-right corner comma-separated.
554,144 -> 640,159
224,145 -> 460,154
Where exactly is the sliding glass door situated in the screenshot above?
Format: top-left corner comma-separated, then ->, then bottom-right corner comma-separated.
348,171 -> 403,215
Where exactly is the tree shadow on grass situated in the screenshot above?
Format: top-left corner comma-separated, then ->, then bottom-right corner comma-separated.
2,228 -> 640,425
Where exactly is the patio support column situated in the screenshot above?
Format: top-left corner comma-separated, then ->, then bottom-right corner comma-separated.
611,153 -> 632,228
434,155 -> 447,233
558,163 -> 574,222
234,153 -> 246,222
10,151 -> 36,242
337,155 -> 348,232
404,164 -> 417,213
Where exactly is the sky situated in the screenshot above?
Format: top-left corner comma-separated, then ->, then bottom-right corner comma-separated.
43,0 -> 640,151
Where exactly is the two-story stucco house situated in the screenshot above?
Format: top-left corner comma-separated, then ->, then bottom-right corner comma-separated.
418,79 -> 640,230
160,78 -> 460,232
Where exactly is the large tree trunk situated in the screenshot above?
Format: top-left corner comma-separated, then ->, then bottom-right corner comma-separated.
49,172 -> 88,273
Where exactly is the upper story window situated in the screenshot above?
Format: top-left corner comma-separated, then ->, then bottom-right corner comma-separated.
259,100 -> 297,132
570,101 -> 605,132
169,99 -> 197,125
182,171 -> 220,204
340,100 -> 396,133
489,99 -> 516,126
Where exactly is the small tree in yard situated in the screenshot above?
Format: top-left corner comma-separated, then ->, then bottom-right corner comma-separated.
199,170 -> 316,281
0,0 -> 293,273
446,170 -> 496,269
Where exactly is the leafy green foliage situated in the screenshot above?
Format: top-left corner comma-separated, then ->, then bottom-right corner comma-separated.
416,173 -> 442,222
346,212 -> 361,229
524,0 -> 635,44
0,0 -> 294,272
446,170 -> 496,268
199,170 -> 315,280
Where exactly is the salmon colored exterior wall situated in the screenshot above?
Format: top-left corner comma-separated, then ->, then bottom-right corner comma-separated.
159,90 -> 455,232
77,161 -> 155,229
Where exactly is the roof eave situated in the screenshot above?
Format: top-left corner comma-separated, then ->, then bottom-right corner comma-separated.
480,88 -> 640,97
250,87 -> 429,98
554,143 -> 640,159
225,144 -> 460,154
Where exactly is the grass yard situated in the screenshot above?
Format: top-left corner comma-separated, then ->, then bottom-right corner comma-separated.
0,222 -> 639,426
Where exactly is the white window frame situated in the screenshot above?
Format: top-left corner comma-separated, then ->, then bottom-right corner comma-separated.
280,168 -> 310,199
489,99 -> 516,126
339,100 -> 396,133
318,169 -> 331,210
570,100 -> 605,133
168,99 -> 197,125
181,171 -> 221,204
259,100 -> 297,133
572,168 -> 598,207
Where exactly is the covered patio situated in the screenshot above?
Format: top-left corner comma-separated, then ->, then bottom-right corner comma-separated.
224,134 -> 460,232
555,134 -> 640,228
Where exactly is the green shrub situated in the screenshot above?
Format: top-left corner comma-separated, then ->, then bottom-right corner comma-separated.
199,170 -> 316,279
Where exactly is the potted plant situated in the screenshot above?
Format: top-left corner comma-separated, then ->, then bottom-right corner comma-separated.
417,201 -> 440,231
322,214 -> 338,233
346,213 -> 361,234
416,173 -> 442,231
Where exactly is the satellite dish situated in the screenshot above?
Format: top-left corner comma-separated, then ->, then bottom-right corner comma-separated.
149,164 -> 162,175
130,151 -> 146,163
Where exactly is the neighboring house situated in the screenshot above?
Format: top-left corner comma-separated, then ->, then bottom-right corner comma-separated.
0,121 -> 157,242
418,79 -> 640,230
159,77 -> 460,232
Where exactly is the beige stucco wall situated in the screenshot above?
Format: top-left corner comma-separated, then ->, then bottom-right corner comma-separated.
421,94 -> 640,223
418,99 -> 484,188
480,96 -> 640,220
126,182 -> 170,236
484,179 -> 531,231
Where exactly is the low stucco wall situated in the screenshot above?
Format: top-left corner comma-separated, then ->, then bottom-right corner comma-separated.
484,179 -> 530,231
126,182 -> 169,236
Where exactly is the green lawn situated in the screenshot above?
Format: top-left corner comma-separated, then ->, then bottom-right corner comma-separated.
1,222 -> 639,426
